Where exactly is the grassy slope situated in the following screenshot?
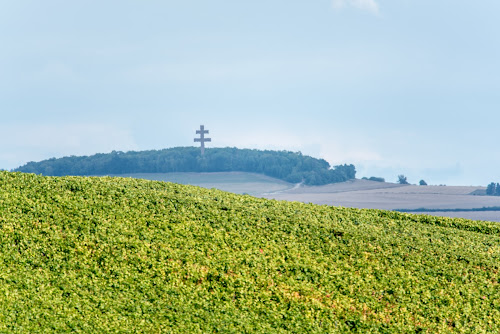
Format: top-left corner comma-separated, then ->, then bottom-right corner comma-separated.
104,172 -> 294,195
0,171 -> 499,333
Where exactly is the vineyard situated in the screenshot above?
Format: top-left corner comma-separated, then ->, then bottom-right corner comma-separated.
0,171 -> 499,332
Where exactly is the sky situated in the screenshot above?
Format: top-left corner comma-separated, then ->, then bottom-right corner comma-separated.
1,0 -> 499,186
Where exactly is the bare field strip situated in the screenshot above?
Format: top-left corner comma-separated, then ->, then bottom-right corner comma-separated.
283,180 -> 483,196
280,179 -> 406,194
268,190 -> 500,210
264,191 -> 500,210
263,181 -> 496,210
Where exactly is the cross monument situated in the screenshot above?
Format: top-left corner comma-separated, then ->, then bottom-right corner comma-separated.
194,125 -> 211,155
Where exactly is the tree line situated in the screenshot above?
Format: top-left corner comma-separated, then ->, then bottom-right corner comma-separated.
397,175 -> 427,185
13,147 -> 356,186
362,175 -> 428,185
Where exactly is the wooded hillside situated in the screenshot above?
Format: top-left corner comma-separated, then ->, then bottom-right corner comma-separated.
13,147 -> 356,186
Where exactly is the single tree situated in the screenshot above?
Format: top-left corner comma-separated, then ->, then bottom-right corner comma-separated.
397,175 -> 409,185
419,180 -> 427,186
486,182 -> 496,195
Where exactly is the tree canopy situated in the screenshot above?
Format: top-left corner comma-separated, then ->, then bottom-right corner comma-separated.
362,176 -> 385,183
13,147 -> 356,186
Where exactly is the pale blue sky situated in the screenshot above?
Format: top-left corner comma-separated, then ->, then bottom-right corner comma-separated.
1,1 -> 499,185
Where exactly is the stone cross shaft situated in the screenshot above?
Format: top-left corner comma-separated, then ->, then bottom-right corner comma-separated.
194,125 -> 211,155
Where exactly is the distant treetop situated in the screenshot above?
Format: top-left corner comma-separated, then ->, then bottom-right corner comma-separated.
13,147 -> 356,186
397,175 -> 409,185
362,176 -> 385,183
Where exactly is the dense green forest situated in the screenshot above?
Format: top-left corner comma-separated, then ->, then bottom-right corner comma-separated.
0,171 -> 499,332
13,147 -> 356,186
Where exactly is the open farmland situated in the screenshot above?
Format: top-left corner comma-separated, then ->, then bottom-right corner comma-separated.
0,171 -> 499,332
263,180 -> 500,222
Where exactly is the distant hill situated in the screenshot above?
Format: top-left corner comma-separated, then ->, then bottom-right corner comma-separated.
13,147 -> 356,186
1,171 -> 499,331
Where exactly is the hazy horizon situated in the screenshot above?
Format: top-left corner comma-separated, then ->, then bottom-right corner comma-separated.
2,1 -> 499,186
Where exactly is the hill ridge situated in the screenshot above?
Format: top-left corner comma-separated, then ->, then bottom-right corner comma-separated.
13,147 -> 356,186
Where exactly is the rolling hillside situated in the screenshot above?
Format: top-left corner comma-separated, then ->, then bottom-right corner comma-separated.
0,171 -> 499,332
103,171 -> 295,196
103,175 -> 500,222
